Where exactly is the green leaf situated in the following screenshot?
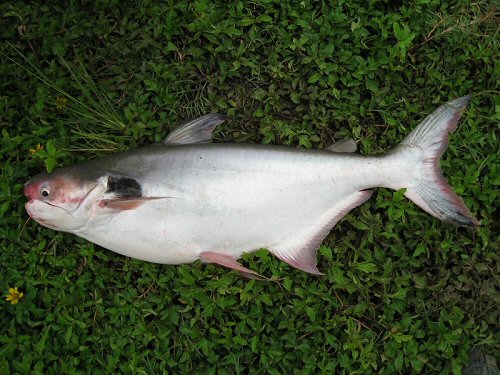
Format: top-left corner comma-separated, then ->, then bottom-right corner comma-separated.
177,268 -> 195,285
354,262 -> 377,273
64,324 -> 73,345
45,157 -> 56,173
308,72 -> 322,84
305,307 -> 317,322
392,333 -> 413,343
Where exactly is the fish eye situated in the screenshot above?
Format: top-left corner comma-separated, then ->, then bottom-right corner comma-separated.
40,186 -> 51,198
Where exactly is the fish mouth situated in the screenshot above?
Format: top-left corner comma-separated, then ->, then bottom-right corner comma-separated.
25,199 -> 73,219
24,201 -> 34,218
24,200 -> 71,231
24,201 -> 48,225
44,200 -> 74,216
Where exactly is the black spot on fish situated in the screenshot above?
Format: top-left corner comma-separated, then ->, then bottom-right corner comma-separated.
107,176 -> 142,198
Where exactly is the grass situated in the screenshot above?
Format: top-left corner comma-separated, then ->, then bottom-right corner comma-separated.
1,1 -> 498,374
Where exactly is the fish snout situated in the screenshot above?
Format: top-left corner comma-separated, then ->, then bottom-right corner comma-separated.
24,200 -> 49,226
24,182 -> 38,203
24,182 -> 40,202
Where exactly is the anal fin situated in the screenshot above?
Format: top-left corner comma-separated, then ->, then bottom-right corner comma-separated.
200,251 -> 260,276
270,190 -> 373,275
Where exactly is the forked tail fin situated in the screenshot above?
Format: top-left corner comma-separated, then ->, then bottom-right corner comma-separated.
397,96 -> 479,226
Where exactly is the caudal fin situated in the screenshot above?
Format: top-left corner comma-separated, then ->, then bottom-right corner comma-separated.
398,96 -> 479,226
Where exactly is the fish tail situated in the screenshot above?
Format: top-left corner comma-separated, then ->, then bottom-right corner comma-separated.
395,96 -> 479,226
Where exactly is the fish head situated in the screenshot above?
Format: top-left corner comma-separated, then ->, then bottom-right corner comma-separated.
24,172 -> 108,232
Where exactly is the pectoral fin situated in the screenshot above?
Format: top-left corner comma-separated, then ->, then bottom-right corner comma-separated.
100,197 -> 167,210
199,251 -> 261,276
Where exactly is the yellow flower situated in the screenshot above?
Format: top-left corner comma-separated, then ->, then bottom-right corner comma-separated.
56,96 -> 68,110
5,287 -> 24,304
29,143 -> 44,154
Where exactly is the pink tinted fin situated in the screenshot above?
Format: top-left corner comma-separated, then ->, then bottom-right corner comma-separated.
199,251 -> 261,276
272,252 -> 324,275
270,190 -> 373,275
101,197 -> 166,210
397,96 -> 479,226
239,271 -> 264,280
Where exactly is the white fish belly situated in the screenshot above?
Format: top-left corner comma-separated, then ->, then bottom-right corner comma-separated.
76,200 -> 199,264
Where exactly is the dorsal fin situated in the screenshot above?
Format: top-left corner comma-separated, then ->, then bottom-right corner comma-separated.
326,138 -> 357,153
164,114 -> 227,144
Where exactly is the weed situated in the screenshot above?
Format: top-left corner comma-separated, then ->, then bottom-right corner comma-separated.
0,1 -> 498,374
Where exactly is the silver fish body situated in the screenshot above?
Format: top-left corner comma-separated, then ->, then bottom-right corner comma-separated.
24,97 -> 478,275
75,145 -> 400,262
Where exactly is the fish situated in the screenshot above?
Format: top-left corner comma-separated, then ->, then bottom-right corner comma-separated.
24,97 -> 478,276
